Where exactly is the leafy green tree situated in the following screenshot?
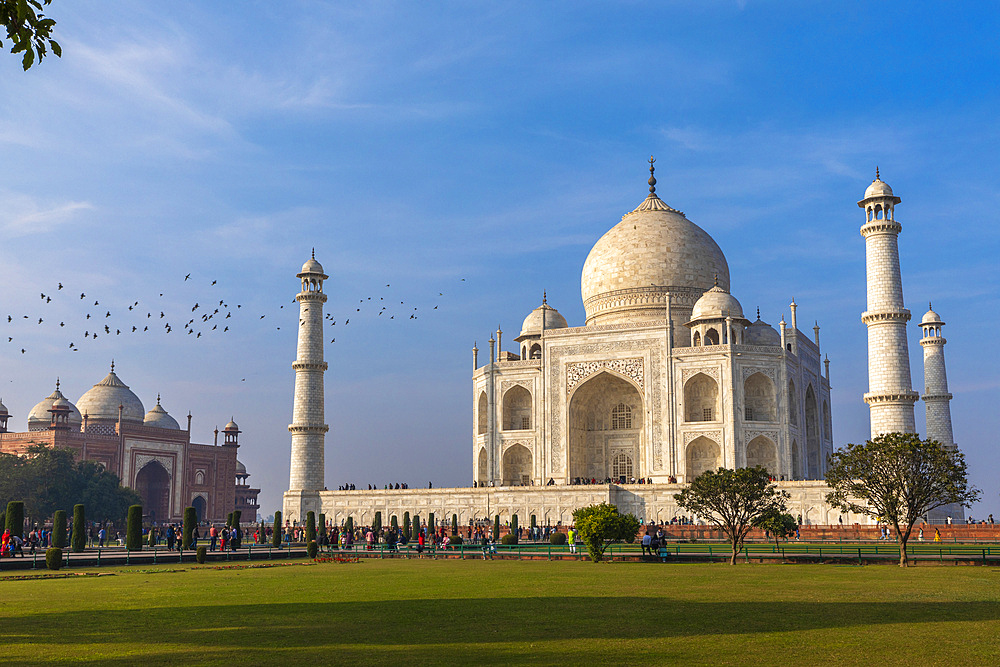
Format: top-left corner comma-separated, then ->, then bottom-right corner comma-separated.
271,511 -> 282,548
674,466 -> 789,565
320,513 -> 328,537
71,504 -> 85,552
182,507 -> 197,549
403,512 -> 410,541
306,511 -> 316,544
509,514 -> 519,544
1,0 -> 60,70
451,514 -> 458,536
52,508 -> 67,548
428,512 -> 435,533
125,505 -> 142,551
571,503 -> 640,563
825,433 -> 980,567
753,510 -> 797,549
5,500 -> 24,539
493,515 -> 500,542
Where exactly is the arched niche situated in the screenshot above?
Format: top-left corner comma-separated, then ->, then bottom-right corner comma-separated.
791,440 -> 801,480
501,444 -> 532,486
744,372 -> 776,422
745,436 -> 778,475
135,461 -> 170,521
192,495 -> 207,522
788,379 -> 798,426
684,373 -> 719,422
477,392 -> 487,435
686,436 -> 720,480
805,385 -> 820,478
477,447 -> 487,483
502,385 -> 532,431
568,371 -> 643,481
823,401 -> 832,440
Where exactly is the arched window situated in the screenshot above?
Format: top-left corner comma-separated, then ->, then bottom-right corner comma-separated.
194,470 -> 205,486
529,344 -> 542,359
823,401 -> 832,440
692,331 -> 701,347
477,392 -> 488,435
477,448 -> 487,482
705,328 -> 720,345
502,385 -> 532,431
787,380 -> 798,426
744,372 -> 777,422
684,373 -> 719,422
611,403 -> 632,430
612,453 -> 633,480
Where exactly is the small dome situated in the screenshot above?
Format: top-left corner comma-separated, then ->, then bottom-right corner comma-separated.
921,305 -> 943,326
300,257 -> 324,274
745,316 -> 781,346
51,397 -> 72,409
517,297 -> 569,339
224,419 -> 240,431
144,398 -> 180,430
0,399 -> 8,416
28,383 -> 82,430
235,460 -> 248,476
689,285 -> 747,324
76,368 -> 145,423
864,177 -> 894,199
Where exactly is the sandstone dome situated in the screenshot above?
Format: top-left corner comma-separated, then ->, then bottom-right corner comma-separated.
27,383 -> 82,430
581,181 -> 729,327
689,284 -> 746,323
144,397 -> 180,430
76,369 -> 145,423
517,298 -> 569,340
236,460 -> 248,476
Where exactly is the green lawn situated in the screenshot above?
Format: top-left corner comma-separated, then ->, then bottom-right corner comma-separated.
2,559 -> 999,665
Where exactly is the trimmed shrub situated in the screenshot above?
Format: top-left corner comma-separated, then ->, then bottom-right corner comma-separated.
493,515 -> 500,542
373,511 -> 381,534
72,505 -> 86,552
307,540 -> 318,558
125,505 -> 142,551
232,510 -> 241,527
271,511 -> 282,548
403,512 -> 410,541
391,515 -> 398,531
510,514 -> 519,544
196,545 -> 207,564
449,535 -> 463,545
500,534 -> 517,545
345,516 -> 354,535
53,510 -> 68,548
306,511 -> 317,544
428,513 -> 435,533
319,513 -> 327,536
550,531 -> 567,545
412,515 -> 420,537
227,511 -> 234,527
451,514 -> 458,535
46,547 -> 63,570
183,507 -> 197,549
5,501 -> 25,539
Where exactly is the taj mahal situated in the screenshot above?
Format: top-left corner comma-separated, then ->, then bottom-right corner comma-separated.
282,162 -> 962,527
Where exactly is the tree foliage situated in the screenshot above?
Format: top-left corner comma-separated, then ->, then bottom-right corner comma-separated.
674,466 -> 789,565
71,504 -> 85,552
52,508 -> 66,547
825,432 -> 980,567
753,510 -> 797,549
5,500 -> 24,539
126,505 -> 142,551
0,444 -> 140,524
1,0 -> 60,70
571,503 -> 641,563
182,506 -> 196,550
271,510 -> 282,548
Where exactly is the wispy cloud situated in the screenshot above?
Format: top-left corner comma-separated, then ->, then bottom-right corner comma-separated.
0,193 -> 94,238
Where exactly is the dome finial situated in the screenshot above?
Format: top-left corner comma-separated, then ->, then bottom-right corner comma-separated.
714,272 -> 719,287
110,359 -> 115,373
311,247 -> 315,259
757,307 -> 761,320
542,290 -> 547,305
648,156 -> 656,194
928,301 -> 933,311
56,377 -> 60,391
876,166 -> 880,181
157,393 -> 161,405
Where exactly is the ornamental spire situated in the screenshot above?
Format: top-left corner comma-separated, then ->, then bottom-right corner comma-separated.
648,156 -> 656,195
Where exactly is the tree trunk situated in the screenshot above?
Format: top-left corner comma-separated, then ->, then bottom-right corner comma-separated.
730,537 -> 740,565
895,525 -> 909,567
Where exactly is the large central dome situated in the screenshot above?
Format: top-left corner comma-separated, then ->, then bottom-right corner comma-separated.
581,166 -> 729,327
76,367 -> 145,423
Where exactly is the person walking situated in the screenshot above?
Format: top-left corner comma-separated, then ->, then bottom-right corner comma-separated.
568,527 -> 576,554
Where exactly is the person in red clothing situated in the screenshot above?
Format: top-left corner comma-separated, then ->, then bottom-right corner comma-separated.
417,529 -> 425,556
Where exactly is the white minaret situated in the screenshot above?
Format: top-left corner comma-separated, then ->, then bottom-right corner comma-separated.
282,251 -> 329,524
858,170 -> 919,437
919,304 -> 955,449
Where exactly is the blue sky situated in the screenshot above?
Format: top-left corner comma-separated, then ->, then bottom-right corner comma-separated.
1,1 -> 998,519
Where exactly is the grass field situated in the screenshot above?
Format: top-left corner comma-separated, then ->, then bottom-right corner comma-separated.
2,558 -> 999,665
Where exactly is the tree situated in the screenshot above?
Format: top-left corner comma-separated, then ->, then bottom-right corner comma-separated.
71,504 -> 85,552
825,432 -> 980,567
754,510 -> 797,550
52,508 -> 67,548
509,514 -> 519,544
182,507 -> 197,550
674,466 -> 789,565
271,511 -> 282,548
1,0 -> 61,70
5,500 -> 24,539
571,503 -> 640,563
493,515 -> 500,542
125,505 -> 142,551
306,511 -> 316,544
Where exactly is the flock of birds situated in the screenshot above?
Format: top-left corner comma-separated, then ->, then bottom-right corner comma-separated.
3,273 -> 464,357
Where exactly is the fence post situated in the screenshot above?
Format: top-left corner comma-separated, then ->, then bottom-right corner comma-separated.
858,548 -> 862,566
97,547 -> 101,567
125,548 -> 129,566
65,549 -> 71,569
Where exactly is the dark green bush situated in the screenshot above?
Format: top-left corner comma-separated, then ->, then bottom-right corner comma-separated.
451,514 -> 458,535
272,511 -> 282,548
449,535 -> 463,545
5,501 -> 24,539
306,511 -> 317,544
391,515 -> 398,531
232,510 -> 241,527
403,512 -> 410,541
307,540 -> 318,558
53,510 -> 68,548
550,531 -> 567,545
500,534 -> 517,545
72,504 -> 86,552
227,511 -> 234,527
493,515 -> 500,542
345,516 -> 354,535
196,545 -> 207,564
510,514 -> 519,544
46,547 -> 63,570
319,513 -> 327,536
183,507 -> 197,549
125,505 -> 142,551
373,511 -> 381,534
428,512 -> 435,533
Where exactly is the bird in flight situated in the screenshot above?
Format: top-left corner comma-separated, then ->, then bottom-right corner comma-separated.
185,274 -> 191,281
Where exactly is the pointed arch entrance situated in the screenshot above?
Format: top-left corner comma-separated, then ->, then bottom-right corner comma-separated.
136,461 -> 170,521
568,371 -> 643,482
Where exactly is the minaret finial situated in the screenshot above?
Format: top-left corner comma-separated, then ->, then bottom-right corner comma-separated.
714,272 -> 719,287
648,156 -> 656,195
876,166 -> 880,181
311,247 -> 315,259
110,359 -> 115,373
756,307 -> 760,320
542,290 -> 547,304
157,393 -> 161,404
56,377 -> 60,390
929,301 -> 933,311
